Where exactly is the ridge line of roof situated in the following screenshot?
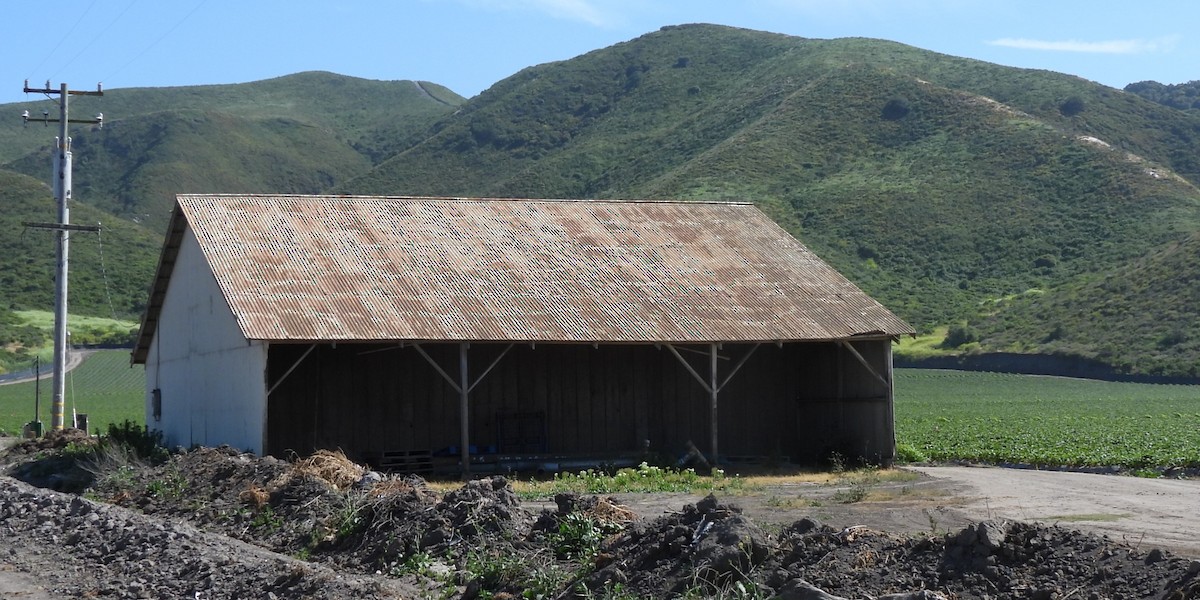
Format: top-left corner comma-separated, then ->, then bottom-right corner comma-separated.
174,194 -> 755,206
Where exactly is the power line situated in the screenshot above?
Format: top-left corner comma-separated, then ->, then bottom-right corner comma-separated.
25,0 -> 100,81
49,0 -> 139,81
105,0 -> 209,84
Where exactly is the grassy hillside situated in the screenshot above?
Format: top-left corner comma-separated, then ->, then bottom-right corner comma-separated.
0,72 -> 464,164
6,110 -> 374,229
339,24 -> 1200,376
969,232 -> 1200,377
0,170 -> 160,317
0,170 -> 159,372
2,73 -> 463,231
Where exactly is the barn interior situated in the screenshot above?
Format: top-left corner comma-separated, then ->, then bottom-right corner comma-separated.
265,338 -> 895,476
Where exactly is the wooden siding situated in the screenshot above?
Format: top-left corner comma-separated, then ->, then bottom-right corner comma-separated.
265,340 -> 893,467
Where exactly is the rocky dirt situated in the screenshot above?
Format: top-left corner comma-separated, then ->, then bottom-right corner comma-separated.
1,431 -> 1198,599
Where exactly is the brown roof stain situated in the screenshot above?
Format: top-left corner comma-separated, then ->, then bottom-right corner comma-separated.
132,195 -> 912,363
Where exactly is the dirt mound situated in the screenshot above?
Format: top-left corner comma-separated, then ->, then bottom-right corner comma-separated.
4,443 -> 1199,598
571,495 -> 1200,599
0,476 -> 414,599
6,427 -> 93,454
581,494 -> 772,597
4,428 -> 98,491
757,518 -> 1200,600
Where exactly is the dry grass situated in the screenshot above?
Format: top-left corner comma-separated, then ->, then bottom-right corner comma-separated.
584,497 -> 639,525
239,486 -> 270,508
290,449 -> 365,490
739,468 -> 920,487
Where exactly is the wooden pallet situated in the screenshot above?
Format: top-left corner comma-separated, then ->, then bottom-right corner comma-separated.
372,449 -> 433,474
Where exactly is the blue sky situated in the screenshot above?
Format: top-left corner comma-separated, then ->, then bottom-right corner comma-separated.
2,0 -> 1196,105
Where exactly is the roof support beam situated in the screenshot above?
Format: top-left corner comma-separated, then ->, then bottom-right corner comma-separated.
839,340 -> 888,389
663,342 -> 761,468
410,342 -> 514,479
266,344 -> 317,396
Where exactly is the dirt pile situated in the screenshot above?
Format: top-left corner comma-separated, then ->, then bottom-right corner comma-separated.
574,495 -> 1200,599
0,476 -> 414,599
2,443 -> 1199,599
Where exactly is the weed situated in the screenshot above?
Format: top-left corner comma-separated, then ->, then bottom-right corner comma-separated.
144,464 -> 187,499
546,512 -> 624,560
250,504 -> 283,531
831,485 -> 868,504
517,462 -> 752,500
103,419 -> 168,464
923,508 -> 941,535
389,550 -> 435,578
894,443 -> 929,463
331,494 -> 368,541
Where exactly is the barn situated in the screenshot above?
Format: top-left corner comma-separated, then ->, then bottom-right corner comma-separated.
132,194 -> 913,474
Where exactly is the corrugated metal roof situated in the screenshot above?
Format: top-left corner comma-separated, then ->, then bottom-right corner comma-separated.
133,194 -> 912,362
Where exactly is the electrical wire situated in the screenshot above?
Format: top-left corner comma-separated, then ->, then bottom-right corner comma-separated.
25,0 -> 100,81
96,226 -> 118,319
49,0 -> 141,82
104,0 -> 209,84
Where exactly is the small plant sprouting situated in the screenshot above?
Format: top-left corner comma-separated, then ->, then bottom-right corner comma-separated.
250,504 -> 284,531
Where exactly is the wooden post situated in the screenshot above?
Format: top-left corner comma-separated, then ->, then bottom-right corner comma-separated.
710,343 -> 719,468
459,342 -> 470,479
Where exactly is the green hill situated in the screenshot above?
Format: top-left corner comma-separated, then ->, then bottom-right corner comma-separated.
1,72 -> 463,164
968,232 -> 1200,377
338,24 -> 1200,377
6,110 -> 373,229
2,72 -> 463,231
0,170 -> 161,372
1126,79 -> 1200,111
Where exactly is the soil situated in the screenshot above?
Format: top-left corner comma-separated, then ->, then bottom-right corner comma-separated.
1,431 -> 1198,599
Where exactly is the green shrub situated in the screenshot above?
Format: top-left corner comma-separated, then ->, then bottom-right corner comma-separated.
894,443 -> 928,464
104,419 -> 167,463
941,324 -> 979,348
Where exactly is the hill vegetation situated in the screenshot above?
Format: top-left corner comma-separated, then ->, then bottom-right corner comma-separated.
1126,79 -> 1200,111
3,26 -> 1200,378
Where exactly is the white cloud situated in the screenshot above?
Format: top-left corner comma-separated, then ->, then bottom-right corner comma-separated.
987,35 -> 1180,55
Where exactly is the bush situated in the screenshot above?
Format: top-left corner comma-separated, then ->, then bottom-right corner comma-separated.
881,97 -> 911,120
895,443 -> 928,464
1060,96 -> 1085,116
941,324 -> 979,349
104,419 -> 167,463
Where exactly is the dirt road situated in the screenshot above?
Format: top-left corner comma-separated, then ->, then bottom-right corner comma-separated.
910,465 -> 1200,557
603,465 -> 1200,558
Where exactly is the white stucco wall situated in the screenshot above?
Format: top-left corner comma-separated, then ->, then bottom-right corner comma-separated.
144,229 -> 268,453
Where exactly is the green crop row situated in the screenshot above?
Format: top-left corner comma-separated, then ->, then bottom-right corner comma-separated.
0,349 -> 143,436
895,369 -> 1200,469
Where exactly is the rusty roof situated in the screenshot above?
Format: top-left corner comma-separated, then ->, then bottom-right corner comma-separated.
132,195 -> 912,362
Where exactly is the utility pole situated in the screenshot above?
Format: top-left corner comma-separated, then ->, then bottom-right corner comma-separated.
20,80 -> 103,432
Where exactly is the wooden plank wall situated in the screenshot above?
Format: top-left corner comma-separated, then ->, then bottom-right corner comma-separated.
265,340 -> 894,466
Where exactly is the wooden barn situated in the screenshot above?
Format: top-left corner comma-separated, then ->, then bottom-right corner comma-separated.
132,194 -> 913,474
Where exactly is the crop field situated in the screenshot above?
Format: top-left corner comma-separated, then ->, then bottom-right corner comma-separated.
895,369 -> 1200,469
0,350 -> 143,436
